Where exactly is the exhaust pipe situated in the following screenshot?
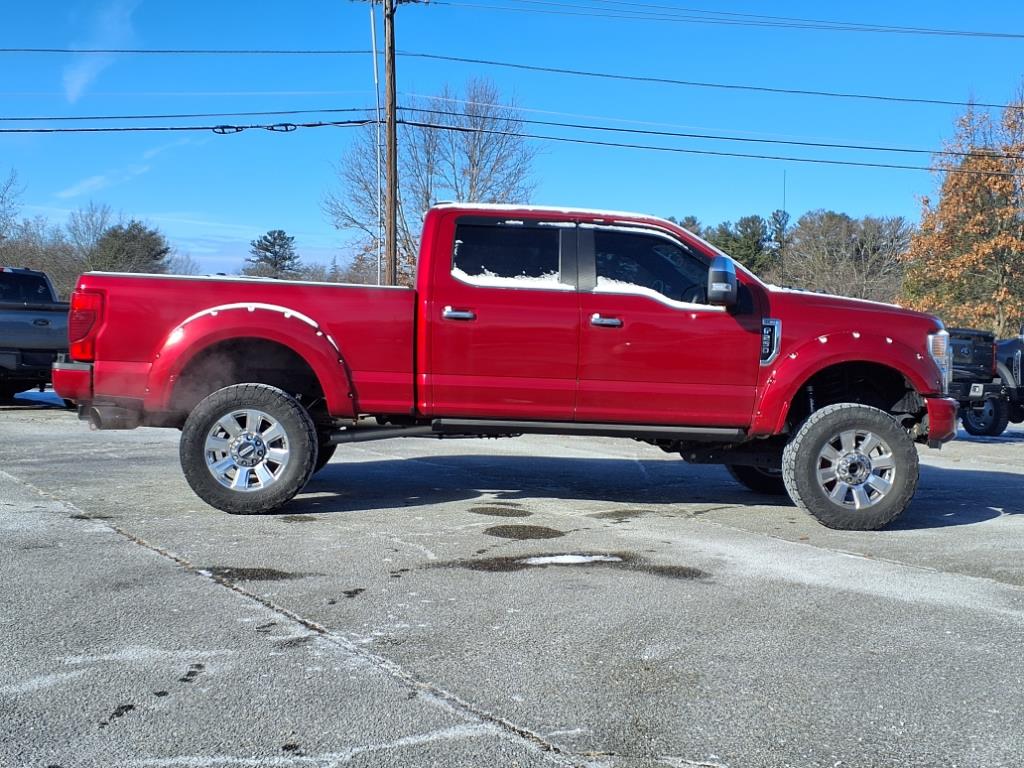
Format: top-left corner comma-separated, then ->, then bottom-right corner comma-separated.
86,406 -> 141,431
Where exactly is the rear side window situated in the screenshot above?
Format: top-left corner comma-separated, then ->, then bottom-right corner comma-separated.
0,272 -> 52,302
452,222 -> 568,290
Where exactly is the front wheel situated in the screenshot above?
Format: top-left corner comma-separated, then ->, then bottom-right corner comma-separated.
180,384 -> 318,514
960,397 -> 1010,437
782,403 -> 918,530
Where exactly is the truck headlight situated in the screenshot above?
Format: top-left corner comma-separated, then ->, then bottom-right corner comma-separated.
927,329 -> 952,394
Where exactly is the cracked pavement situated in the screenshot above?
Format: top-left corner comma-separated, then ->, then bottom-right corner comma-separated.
2,402 -> 1023,767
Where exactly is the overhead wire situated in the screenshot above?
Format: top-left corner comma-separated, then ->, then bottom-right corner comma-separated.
396,117 -> 1016,177
402,105 -> 1024,161
0,46 -> 1016,110
0,107 -> 374,122
429,0 -> 1024,39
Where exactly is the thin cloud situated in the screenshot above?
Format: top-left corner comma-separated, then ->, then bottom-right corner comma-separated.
56,164 -> 150,199
62,0 -> 139,103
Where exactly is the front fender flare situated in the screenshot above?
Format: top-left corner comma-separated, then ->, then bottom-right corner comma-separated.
750,331 -> 943,436
143,302 -> 355,417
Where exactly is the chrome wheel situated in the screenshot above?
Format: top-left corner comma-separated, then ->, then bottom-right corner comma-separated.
815,428 -> 895,510
204,408 -> 290,492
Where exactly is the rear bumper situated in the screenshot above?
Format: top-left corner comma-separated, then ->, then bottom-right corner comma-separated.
1,348 -> 60,382
925,396 -> 958,448
52,361 -> 93,402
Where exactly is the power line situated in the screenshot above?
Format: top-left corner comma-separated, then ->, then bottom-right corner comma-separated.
578,0 -> 1021,37
402,105 -> 1024,161
400,52 -> 1021,111
430,1 -> 1024,39
5,101 -> 1005,160
0,107 -> 372,122
396,118 -> 1020,177
1,113 -> 1015,176
0,47 -> 370,55
0,119 -> 371,135
0,46 -> 1015,109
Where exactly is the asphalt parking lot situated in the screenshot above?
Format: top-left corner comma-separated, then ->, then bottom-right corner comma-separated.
2,397 -> 1023,768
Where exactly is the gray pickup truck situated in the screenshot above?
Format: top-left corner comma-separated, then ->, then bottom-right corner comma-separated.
0,267 -> 69,402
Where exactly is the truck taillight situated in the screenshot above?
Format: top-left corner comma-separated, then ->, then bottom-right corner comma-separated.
68,290 -> 103,361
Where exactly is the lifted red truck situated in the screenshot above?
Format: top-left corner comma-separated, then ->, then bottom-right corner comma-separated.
54,204 -> 956,530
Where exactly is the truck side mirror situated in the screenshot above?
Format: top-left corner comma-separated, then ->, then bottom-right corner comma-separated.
1019,322 -> 1024,340
707,255 -> 738,308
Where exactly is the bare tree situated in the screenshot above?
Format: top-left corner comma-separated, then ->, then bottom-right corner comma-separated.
781,210 -> 913,302
0,168 -> 22,243
324,78 -> 536,285
166,252 -> 201,275
66,201 -> 116,261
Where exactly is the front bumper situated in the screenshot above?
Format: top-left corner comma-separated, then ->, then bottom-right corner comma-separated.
924,396 -> 958,448
52,361 -> 93,403
949,380 -> 1006,404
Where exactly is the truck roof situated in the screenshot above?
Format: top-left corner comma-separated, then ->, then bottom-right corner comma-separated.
431,201 -> 675,225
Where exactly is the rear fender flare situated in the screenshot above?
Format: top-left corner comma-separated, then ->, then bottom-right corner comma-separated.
144,302 -> 355,416
750,331 -> 942,436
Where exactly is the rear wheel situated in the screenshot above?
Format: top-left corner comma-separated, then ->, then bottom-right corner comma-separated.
782,403 -> 918,530
960,397 -> 1010,437
314,438 -> 337,474
180,384 -> 318,514
726,464 -> 787,495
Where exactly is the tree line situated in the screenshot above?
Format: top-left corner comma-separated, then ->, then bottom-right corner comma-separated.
3,77 -> 1021,336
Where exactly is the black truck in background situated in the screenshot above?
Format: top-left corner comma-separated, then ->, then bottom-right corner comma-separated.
0,267 -> 69,403
949,326 -> 1024,436
996,326 -> 1024,428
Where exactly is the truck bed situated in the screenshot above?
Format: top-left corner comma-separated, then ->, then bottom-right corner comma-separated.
81,273 -> 417,415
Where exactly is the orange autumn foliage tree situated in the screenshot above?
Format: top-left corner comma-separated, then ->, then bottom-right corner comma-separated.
902,99 -> 1024,337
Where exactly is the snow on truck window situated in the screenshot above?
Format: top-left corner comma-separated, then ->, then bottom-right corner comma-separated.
452,222 -> 568,290
594,229 -> 713,308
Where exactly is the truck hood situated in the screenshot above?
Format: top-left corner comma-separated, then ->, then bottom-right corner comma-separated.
764,285 -> 943,331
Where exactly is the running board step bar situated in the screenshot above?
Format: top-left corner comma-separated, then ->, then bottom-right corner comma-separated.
431,418 -> 746,442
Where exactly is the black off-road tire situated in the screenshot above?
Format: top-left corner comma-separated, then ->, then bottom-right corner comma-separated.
180,384 -> 318,515
960,397 -> 1010,437
782,403 -> 918,531
314,439 -> 337,474
726,465 -> 787,495
0,385 -> 23,404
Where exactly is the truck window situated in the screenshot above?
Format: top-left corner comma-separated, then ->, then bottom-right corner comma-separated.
452,222 -> 568,290
593,228 -> 709,305
0,272 -> 52,303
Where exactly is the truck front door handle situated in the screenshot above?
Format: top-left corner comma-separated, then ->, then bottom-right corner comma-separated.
590,313 -> 623,328
443,306 -> 476,321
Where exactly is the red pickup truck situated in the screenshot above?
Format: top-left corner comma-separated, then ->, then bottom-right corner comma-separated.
53,203 -> 956,530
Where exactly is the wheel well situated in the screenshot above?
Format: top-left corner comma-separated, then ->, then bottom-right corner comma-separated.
785,362 -> 923,432
170,338 -> 327,424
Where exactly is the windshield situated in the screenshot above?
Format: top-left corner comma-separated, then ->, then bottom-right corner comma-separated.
0,272 -> 53,303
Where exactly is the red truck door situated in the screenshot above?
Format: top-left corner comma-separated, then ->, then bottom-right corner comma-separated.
576,224 -> 762,426
426,215 -> 580,420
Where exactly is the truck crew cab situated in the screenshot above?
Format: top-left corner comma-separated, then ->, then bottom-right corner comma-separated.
53,204 -> 957,530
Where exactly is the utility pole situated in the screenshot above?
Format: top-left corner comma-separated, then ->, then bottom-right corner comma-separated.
383,0 -> 398,286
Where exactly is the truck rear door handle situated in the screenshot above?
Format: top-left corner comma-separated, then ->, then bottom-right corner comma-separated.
590,313 -> 623,328
33,318 -> 50,327
443,306 -> 476,321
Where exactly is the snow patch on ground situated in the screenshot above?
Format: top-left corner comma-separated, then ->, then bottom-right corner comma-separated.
519,554 -> 623,566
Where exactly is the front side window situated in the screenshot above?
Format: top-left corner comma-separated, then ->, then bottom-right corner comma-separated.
593,229 -> 709,305
452,221 -> 569,290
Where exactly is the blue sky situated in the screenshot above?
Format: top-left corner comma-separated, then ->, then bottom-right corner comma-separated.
3,1 -> 1023,274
